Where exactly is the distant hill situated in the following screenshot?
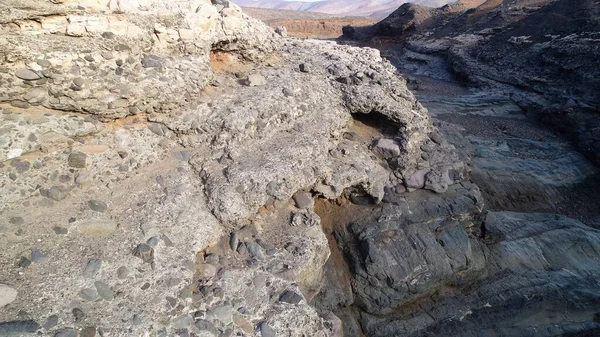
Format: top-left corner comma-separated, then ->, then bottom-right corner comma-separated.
242,7 -> 377,38
232,0 -> 460,18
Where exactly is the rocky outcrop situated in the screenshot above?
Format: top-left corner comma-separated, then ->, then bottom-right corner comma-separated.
358,211 -> 600,336
0,1 -> 467,336
343,0 -> 600,166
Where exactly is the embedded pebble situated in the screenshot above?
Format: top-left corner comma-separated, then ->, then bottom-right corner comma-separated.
94,281 -> 114,301
54,327 -> 77,337
88,200 -> 107,213
82,259 -> 102,278
117,266 -> 130,279
43,315 -> 58,330
78,220 -> 118,236
79,288 -> 98,301
15,69 -> 40,80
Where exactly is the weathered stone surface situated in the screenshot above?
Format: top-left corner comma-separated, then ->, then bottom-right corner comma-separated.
15,69 -> 40,81
372,138 -> 400,158
0,320 -> 40,336
0,284 -> 18,308
68,151 -> 87,168
78,220 -> 118,236
0,1 -> 550,337
292,192 -> 313,209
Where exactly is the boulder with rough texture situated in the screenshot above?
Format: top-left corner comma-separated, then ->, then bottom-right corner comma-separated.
359,211 -> 600,337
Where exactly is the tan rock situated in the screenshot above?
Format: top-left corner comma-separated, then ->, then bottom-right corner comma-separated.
78,220 -> 119,236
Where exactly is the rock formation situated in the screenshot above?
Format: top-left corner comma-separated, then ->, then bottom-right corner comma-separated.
1,0 -> 599,336
344,0 -> 600,165
0,0 -> 465,336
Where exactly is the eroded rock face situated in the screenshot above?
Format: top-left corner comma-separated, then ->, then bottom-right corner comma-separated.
0,0 -> 279,120
0,1 -> 457,336
359,212 -> 600,337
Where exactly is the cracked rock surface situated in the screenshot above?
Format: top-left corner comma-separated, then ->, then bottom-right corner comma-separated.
0,1 -> 463,336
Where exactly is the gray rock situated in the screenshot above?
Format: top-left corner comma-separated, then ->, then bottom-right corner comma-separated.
72,77 -> 85,87
208,305 -> 232,325
171,315 -> 193,329
279,290 -> 303,304
82,258 -> 102,278
101,32 -> 115,39
404,169 -> 429,189
117,266 -> 129,279
101,52 -> 114,60
282,87 -> 295,97
43,315 -> 58,330
79,288 -> 98,301
148,124 -> 165,136
36,59 -> 52,68
259,322 -> 276,337
94,281 -> 114,301
54,328 -> 77,337
30,249 -> 48,263
146,236 -> 159,247
172,150 -> 190,162
80,326 -> 96,337
0,320 -> 40,336
9,217 -> 24,225
372,138 -> 401,158
40,185 -> 69,201
194,319 -> 217,335
18,257 -> 31,268
15,69 -> 40,80
245,241 -> 264,259
72,308 -> 85,322
211,0 -> 230,7
132,244 -> 154,263
88,200 -> 107,213
0,284 -> 18,308
141,55 -> 163,68
299,63 -> 311,73
275,26 -> 287,37
68,151 -> 87,168
292,192 -> 313,209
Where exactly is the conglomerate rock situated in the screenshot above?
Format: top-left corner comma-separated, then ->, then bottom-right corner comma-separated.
0,1 -> 462,336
